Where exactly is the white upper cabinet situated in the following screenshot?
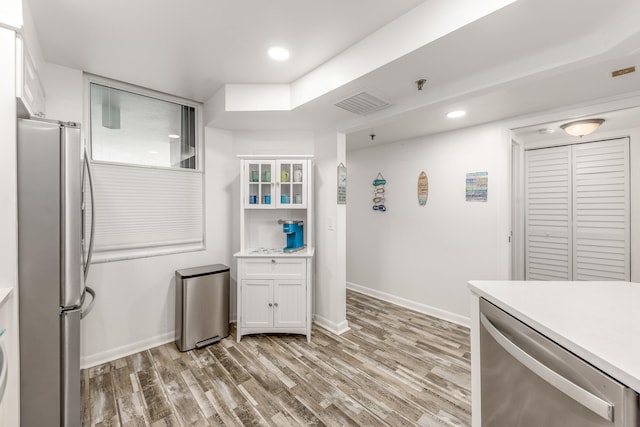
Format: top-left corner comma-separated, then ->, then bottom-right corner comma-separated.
15,35 -> 46,119
244,159 -> 308,209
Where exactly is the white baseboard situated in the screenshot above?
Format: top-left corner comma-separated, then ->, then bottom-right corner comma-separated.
313,314 -> 350,336
346,281 -> 470,328
81,331 -> 175,369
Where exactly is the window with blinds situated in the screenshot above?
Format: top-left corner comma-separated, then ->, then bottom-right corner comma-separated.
85,75 -> 204,261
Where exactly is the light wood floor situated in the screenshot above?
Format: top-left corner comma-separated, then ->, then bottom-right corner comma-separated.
82,290 -> 471,426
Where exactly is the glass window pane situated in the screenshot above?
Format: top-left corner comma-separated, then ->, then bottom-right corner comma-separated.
90,83 -> 196,169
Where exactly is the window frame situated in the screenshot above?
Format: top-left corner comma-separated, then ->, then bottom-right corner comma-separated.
83,73 -> 206,262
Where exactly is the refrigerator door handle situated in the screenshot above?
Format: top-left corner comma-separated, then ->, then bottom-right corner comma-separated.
83,147 -> 96,282
80,286 -> 96,319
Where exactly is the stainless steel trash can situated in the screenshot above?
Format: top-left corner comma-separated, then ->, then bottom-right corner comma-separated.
175,264 -> 230,351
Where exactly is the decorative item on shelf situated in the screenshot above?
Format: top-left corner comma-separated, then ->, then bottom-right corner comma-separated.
251,170 -> 259,182
417,171 -> 429,206
264,170 -> 271,182
281,169 -> 289,182
372,172 -> 386,212
337,162 -> 347,204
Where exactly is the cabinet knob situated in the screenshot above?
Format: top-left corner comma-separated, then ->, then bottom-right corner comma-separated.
271,259 -> 276,264
274,302 -> 278,307
268,303 -> 273,307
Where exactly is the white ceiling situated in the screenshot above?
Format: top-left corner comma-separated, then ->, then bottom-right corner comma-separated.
25,0 -> 640,150
26,0 -> 424,101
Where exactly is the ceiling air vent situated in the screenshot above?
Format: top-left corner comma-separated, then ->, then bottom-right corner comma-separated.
334,91 -> 390,115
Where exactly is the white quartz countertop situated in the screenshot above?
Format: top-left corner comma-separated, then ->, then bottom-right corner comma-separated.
234,247 -> 315,258
468,280 -> 640,392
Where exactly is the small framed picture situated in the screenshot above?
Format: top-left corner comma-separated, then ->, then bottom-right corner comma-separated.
337,163 -> 347,204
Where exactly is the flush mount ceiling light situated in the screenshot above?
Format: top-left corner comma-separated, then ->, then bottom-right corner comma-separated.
560,118 -> 605,137
446,110 -> 466,119
268,46 -> 290,61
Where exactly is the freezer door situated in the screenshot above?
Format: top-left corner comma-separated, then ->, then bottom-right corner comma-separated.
61,123 -> 83,308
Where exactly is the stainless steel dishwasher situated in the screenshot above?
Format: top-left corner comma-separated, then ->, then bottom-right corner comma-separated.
175,264 -> 230,351
479,298 -> 638,426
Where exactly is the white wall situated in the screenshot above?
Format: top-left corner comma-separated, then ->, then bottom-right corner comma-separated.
313,132 -> 349,333
80,126 -> 235,367
231,130 -> 315,155
346,124 -> 511,324
0,24 -> 21,427
0,0 -> 22,29
41,65 -> 237,367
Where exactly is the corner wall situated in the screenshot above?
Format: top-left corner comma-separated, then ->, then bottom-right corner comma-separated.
346,124 -> 511,324
313,132 -> 348,334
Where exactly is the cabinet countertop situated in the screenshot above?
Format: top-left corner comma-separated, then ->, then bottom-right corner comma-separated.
234,247 -> 315,258
468,280 -> 640,392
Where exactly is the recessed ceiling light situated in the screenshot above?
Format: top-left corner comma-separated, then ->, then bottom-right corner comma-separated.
268,46 -> 290,61
168,134 -> 180,139
149,150 -> 159,155
446,110 -> 466,119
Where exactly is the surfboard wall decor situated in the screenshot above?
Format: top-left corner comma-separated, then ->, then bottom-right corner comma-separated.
418,171 -> 428,206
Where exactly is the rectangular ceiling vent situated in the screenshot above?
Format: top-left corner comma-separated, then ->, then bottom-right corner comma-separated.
334,91 -> 390,115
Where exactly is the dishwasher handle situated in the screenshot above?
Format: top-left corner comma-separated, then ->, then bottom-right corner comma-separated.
480,313 -> 614,422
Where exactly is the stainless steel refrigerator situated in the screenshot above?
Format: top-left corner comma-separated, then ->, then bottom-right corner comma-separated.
17,118 -> 96,427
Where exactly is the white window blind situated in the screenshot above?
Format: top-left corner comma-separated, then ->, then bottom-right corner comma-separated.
87,162 -> 203,260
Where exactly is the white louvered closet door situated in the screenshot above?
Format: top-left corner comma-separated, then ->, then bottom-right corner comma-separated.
572,138 -> 630,280
525,139 -> 630,281
525,146 -> 572,280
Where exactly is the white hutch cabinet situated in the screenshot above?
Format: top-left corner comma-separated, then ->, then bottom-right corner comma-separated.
235,156 -> 314,342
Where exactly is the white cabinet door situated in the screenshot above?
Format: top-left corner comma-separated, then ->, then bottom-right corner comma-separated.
525,146 -> 572,280
572,139 -> 630,281
273,279 -> 306,328
245,160 -> 275,208
16,35 -> 46,119
240,280 -> 273,328
242,159 -> 309,209
276,160 -> 307,208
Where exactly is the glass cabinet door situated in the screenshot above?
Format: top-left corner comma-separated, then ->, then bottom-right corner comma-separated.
276,160 -> 307,208
246,161 -> 275,208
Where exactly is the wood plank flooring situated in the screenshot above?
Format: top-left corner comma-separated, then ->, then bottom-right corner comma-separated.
82,290 -> 471,426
